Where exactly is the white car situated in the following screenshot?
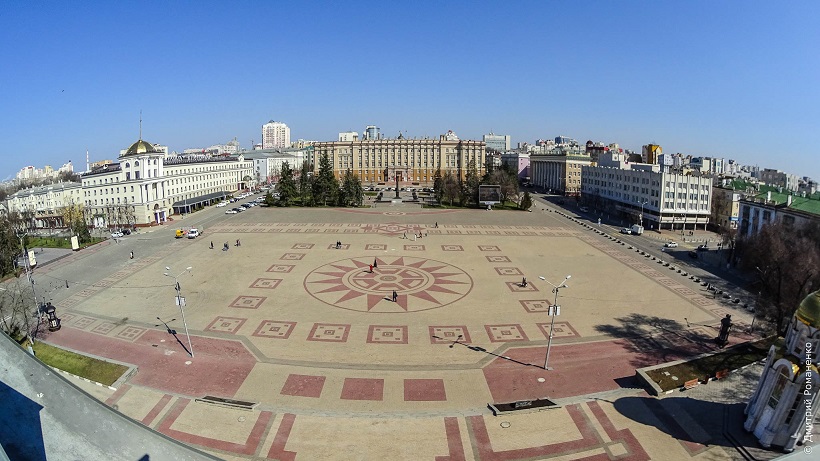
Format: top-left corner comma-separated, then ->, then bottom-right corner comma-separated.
187,228 -> 200,239
111,231 -> 124,238
664,241 -> 679,248
225,209 -> 238,214
619,228 -> 632,234
216,202 -> 227,207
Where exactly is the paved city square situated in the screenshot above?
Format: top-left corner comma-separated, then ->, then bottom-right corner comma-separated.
36,202 -> 765,460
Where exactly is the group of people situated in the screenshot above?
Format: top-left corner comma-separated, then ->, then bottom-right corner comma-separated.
209,239 -> 240,251
335,241 -> 343,249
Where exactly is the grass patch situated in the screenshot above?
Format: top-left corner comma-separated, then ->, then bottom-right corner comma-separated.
646,336 -> 781,391
29,341 -> 128,386
26,236 -> 105,250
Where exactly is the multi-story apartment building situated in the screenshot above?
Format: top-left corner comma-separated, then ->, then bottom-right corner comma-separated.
79,138 -> 252,227
262,121 -> 291,149
530,150 -> 591,195
499,152 -> 530,181
311,131 -> 484,185
739,191 -> 820,238
711,187 -> 742,230
759,168 -> 799,192
243,147 -> 310,184
338,131 -> 359,142
581,151 -> 713,230
6,182 -> 84,229
483,132 -> 510,153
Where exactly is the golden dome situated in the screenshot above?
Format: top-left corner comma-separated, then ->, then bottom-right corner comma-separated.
122,139 -> 158,157
795,290 -> 820,329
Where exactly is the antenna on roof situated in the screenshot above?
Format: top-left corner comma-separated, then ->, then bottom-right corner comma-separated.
139,110 -> 143,140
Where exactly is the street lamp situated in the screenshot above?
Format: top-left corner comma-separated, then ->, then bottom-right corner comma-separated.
537,275 -> 571,370
163,266 -> 194,357
637,200 -> 648,227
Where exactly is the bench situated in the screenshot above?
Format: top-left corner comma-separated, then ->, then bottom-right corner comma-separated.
683,378 -> 700,390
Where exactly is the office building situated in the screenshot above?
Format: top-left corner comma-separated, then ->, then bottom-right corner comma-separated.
483,132 -> 511,153
6,182 -> 84,229
530,150 -> 591,195
338,131 -> 359,142
364,125 -> 380,141
262,121 -> 291,149
311,130 -> 484,184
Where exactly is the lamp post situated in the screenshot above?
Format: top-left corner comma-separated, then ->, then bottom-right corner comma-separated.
637,200 -> 648,227
537,275 -> 571,370
163,266 -> 194,357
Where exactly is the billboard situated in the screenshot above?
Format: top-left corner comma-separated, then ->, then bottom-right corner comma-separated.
478,185 -> 501,204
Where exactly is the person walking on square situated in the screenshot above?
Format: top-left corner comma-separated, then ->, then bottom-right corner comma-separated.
223,242 -> 229,251
392,290 -> 398,303
369,264 -> 373,273
130,250 -> 134,260
435,222 -> 438,228
521,277 -> 527,287
373,258 -> 378,268
210,241 -> 214,249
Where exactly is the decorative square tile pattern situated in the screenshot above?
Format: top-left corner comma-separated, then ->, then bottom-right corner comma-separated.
327,244 -> 350,250
266,264 -> 295,273
73,316 -> 96,329
91,322 -> 116,335
537,321 -> 580,339
441,245 -> 463,251
403,245 -> 425,251
367,325 -> 408,344
366,244 -> 387,250
116,326 -> 146,341
252,320 -> 296,339
59,313 -> 75,323
404,379 -> 447,402
429,326 -> 471,344
280,253 -> 306,260
485,256 -> 511,263
693,297 -> 716,307
292,243 -> 314,250
229,296 -> 267,309
494,267 -> 523,276
340,378 -> 384,401
505,281 -> 539,292
519,299 -> 552,313
307,323 -> 351,342
673,287 -> 697,296
280,374 -> 326,398
206,316 -> 246,334
478,245 -> 501,251
249,278 -> 282,289
485,324 -> 529,342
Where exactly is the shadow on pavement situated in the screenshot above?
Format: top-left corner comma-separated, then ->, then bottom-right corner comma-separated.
0,380 -> 47,461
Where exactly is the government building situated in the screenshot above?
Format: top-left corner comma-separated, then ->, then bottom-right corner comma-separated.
311,130 -> 485,185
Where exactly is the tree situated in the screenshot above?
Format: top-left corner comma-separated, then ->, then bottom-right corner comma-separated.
463,159 -> 480,206
276,163 -> 297,206
299,161 -> 314,206
0,213 -> 23,276
312,153 -> 338,206
489,169 -> 519,204
60,198 -> 91,243
433,168 -> 444,204
519,191 -> 533,211
442,171 -> 461,206
737,220 -> 820,335
339,170 -> 364,207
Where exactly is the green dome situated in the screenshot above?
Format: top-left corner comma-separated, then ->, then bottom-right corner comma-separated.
122,139 -> 158,157
796,290 -> 820,329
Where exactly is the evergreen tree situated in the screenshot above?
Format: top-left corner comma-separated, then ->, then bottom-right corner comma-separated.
299,161 -> 313,206
276,162 -> 297,206
351,174 -> 364,207
433,167 -> 444,204
312,153 -> 338,206
464,159 -> 480,206
519,190 -> 533,211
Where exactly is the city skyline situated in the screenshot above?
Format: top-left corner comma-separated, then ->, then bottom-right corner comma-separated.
1,1 -> 818,180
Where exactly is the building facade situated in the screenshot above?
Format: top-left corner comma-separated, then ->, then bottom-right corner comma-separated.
311,131 -> 485,185
530,152 -> 591,195
243,148 -> 310,184
6,182 -> 84,230
760,168 -> 800,192
711,187 -> 741,230
500,152 -> 530,181
483,132 -> 510,153
738,191 -> 820,238
79,139 -> 252,227
581,151 -> 713,230
262,121 -> 291,149
338,131 -> 359,142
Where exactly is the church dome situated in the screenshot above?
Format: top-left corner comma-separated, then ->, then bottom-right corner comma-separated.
122,139 -> 158,157
795,290 -> 820,329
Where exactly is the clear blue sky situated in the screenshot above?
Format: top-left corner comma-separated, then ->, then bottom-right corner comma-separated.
1,1 -> 818,181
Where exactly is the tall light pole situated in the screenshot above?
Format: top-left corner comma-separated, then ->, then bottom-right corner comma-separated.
164,266 -> 194,357
638,200 -> 648,227
537,275 -> 571,370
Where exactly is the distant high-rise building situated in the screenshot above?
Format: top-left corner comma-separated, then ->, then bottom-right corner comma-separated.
483,132 -> 510,153
339,131 -> 359,142
262,121 -> 291,149
642,144 -> 662,164
364,125 -> 380,140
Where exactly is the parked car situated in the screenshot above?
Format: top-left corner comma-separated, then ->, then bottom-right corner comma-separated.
111,231 -> 124,238
187,228 -> 200,239
688,250 -> 699,259
225,209 -> 238,214
216,202 -> 227,207
664,241 -> 678,248
232,207 -> 244,213
697,244 -> 709,251
619,228 -> 632,234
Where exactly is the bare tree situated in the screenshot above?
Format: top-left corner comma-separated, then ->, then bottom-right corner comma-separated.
738,220 -> 820,335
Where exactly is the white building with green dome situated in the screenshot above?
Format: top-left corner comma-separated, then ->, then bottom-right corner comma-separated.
744,290 -> 820,452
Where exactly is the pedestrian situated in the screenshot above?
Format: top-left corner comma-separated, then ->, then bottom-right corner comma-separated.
236,239 -> 241,247
373,258 -> 378,268
223,242 -> 229,251
425,231 -> 428,237
392,290 -> 398,302
521,277 -> 527,287
435,222 -> 438,228
210,241 -> 214,249
130,251 -> 134,259
369,264 -> 373,273
65,280 -> 69,289
403,231 -> 407,239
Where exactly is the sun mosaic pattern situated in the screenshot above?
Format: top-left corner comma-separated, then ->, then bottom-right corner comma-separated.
304,256 -> 473,312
